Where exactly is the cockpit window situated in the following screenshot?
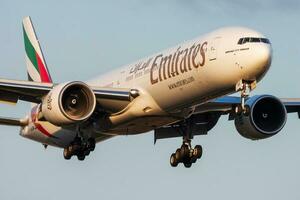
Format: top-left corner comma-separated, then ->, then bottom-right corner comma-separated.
238,38 -> 243,45
243,37 -> 250,43
260,38 -> 270,44
250,38 -> 260,42
237,37 -> 270,45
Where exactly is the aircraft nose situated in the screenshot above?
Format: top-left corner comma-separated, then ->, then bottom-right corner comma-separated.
257,44 -> 272,67
250,44 -> 272,81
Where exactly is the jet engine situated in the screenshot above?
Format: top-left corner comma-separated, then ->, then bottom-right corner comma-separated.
235,95 -> 287,140
41,81 -> 96,126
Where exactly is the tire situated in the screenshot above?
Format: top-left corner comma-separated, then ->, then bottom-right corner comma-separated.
63,148 -> 72,160
69,144 -> 80,154
84,149 -> 90,156
180,144 -> 189,159
68,145 -> 73,152
183,161 -> 192,168
175,149 -> 182,161
194,145 -> 203,159
190,156 -> 197,163
170,153 -> 178,167
87,138 -> 96,151
77,153 -> 85,161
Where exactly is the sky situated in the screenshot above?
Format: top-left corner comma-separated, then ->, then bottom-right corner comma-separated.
0,0 -> 300,199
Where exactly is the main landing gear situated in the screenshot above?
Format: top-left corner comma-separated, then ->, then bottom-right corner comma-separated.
170,139 -> 202,168
170,140 -> 202,168
63,137 -> 96,161
169,117 -> 204,168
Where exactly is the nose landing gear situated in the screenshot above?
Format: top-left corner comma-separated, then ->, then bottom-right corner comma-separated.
235,80 -> 256,115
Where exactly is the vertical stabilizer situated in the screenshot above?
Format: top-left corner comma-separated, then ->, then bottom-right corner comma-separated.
22,16 -> 52,83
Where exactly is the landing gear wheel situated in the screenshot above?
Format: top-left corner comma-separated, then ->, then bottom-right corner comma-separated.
77,153 -> 85,161
190,156 -> 197,163
84,149 -> 90,156
194,145 -> 203,159
68,143 -> 80,154
170,153 -> 178,167
87,138 -> 96,152
180,144 -> 189,159
183,161 -> 192,168
175,149 -> 182,161
63,148 -> 72,160
170,141 -> 204,167
68,145 -> 73,152
64,135 -> 96,161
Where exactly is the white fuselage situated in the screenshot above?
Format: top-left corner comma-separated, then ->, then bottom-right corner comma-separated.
20,27 -> 272,148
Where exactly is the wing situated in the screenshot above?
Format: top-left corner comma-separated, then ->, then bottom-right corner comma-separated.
194,96 -> 300,114
154,95 -> 300,142
280,98 -> 300,113
194,96 -> 240,114
0,78 -> 137,108
0,116 -> 28,126
0,78 -> 53,103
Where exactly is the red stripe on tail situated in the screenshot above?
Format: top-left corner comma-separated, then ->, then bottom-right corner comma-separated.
36,52 -> 52,83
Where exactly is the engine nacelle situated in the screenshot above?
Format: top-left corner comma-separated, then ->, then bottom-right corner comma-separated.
235,95 -> 287,140
41,81 -> 96,126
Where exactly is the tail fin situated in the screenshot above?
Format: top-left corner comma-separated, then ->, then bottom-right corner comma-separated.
22,16 -> 52,83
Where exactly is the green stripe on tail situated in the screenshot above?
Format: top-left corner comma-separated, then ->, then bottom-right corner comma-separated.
22,16 -> 52,83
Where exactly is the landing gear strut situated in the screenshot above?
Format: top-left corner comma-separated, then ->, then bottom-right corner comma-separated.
63,137 -> 96,161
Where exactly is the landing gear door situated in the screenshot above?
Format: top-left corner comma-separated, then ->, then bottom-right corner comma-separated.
209,37 -> 221,61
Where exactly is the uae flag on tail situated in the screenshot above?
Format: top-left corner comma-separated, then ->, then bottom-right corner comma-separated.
22,16 -> 52,83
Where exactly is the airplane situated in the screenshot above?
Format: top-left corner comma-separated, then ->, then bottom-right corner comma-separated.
1,16 -> 299,168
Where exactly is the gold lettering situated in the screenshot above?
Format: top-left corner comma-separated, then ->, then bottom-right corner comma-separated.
180,48 -> 189,73
192,44 -> 201,68
176,50 -> 183,75
161,55 -> 172,79
187,44 -> 195,70
150,41 -> 207,85
199,42 -> 207,67
150,55 -> 162,85
171,47 -> 180,77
